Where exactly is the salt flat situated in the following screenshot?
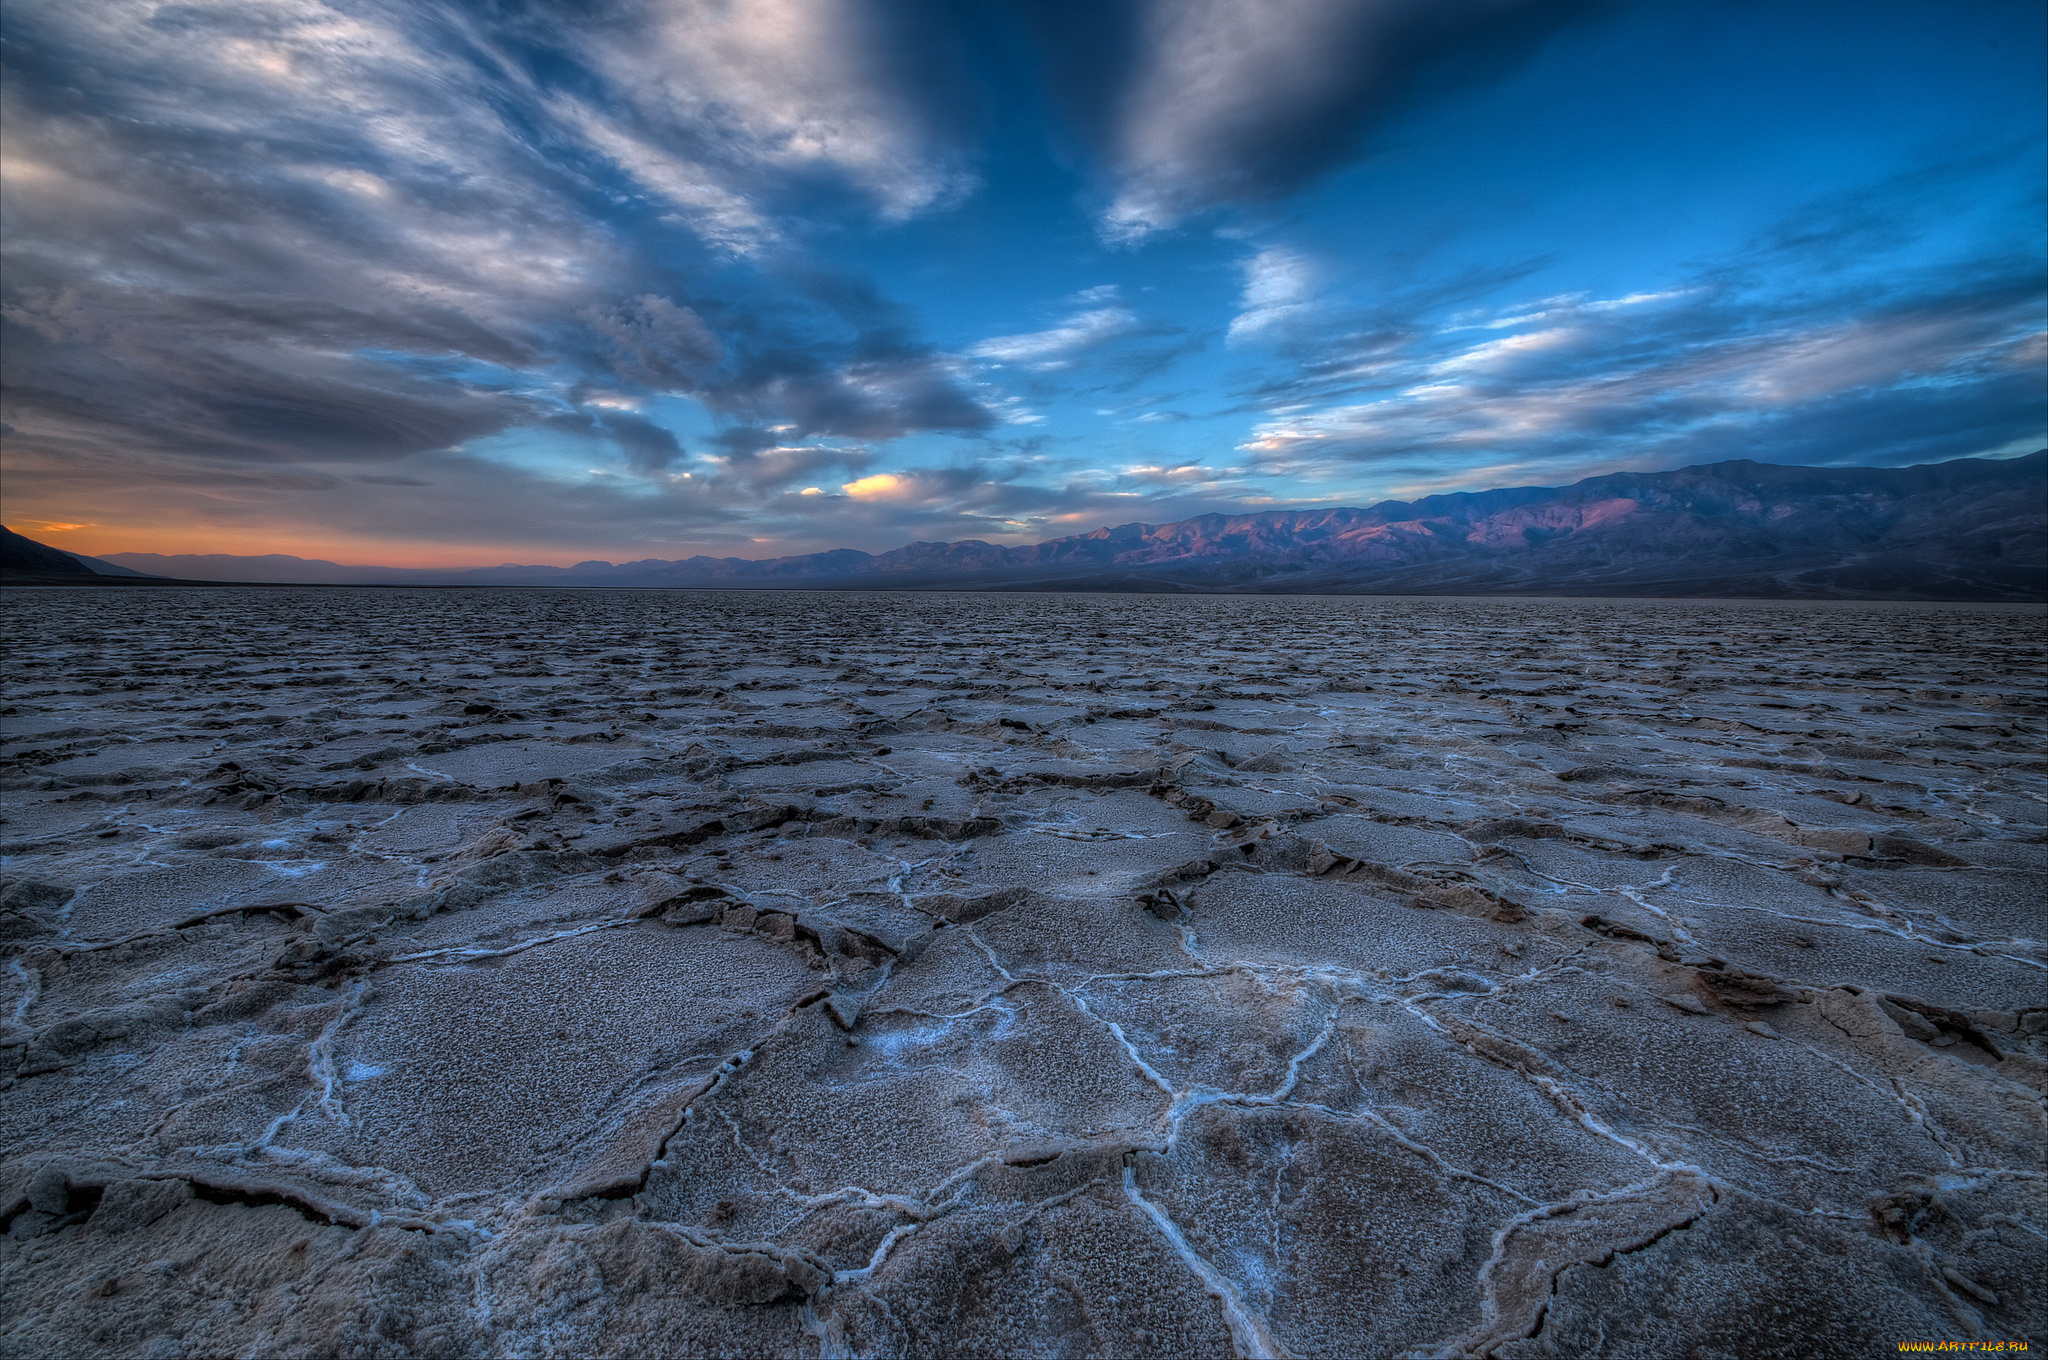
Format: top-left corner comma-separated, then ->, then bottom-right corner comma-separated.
1,588 -> 2042,1358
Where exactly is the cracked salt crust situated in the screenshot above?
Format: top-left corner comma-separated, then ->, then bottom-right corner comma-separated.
0,589 -> 2042,1357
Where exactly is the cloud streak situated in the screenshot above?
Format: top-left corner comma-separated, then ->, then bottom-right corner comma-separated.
1241,273 -> 2046,491
969,306 -> 1145,367
1019,0 -> 1624,237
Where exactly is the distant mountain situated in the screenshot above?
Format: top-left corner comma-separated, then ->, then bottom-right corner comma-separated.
86,450 -> 2048,600
58,550 -> 160,577
73,550 -> 407,585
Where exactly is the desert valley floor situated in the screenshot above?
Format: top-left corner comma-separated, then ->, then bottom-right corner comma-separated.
0,587 -> 2042,1359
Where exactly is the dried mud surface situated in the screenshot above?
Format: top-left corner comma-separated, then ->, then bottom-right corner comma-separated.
2,588 -> 2043,1360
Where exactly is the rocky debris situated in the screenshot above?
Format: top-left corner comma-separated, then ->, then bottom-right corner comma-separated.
1,587 -> 2043,1358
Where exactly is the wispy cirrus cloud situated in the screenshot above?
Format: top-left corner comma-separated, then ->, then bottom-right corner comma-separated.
968,307 -> 1146,368
561,0 -> 978,231
1228,247 -> 1322,343
1241,272 -> 2046,491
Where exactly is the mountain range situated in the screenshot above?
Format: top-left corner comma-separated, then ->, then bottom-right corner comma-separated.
12,451 -> 2045,600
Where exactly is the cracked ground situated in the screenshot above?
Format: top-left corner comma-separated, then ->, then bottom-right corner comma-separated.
1,587 -> 2043,1359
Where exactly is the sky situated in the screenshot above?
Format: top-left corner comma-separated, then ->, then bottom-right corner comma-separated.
2,0 -> 2042,568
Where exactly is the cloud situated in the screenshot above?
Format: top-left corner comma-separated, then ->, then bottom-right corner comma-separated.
590,410 -> 687,474
1454,289 -> 1696,333
1112,461 -> 1241,489
0,0 -> 999,502
1016,0 -> 1623,237
4,0 -> 2035,565
1228,247 -> 1320,342
968,307 -> 1145,367
708,455 -> 1290,549
585,296 -> 725,389
752,356 -> 996,439
713,441 -> 872,491
1,307 -> 545,465
1240,276 -> 2047,487
564,0 -> 977,228
2,439 -> 753,554
1224,142 -> 2046,495
549,99 -> 785,255
842,473 -> 911,500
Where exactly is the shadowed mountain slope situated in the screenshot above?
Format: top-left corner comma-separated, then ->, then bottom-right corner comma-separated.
1,526 -> 93,576
1,528 -> 183,585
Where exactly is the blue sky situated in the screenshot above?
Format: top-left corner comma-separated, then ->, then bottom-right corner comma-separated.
2,0 -> 2041,566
